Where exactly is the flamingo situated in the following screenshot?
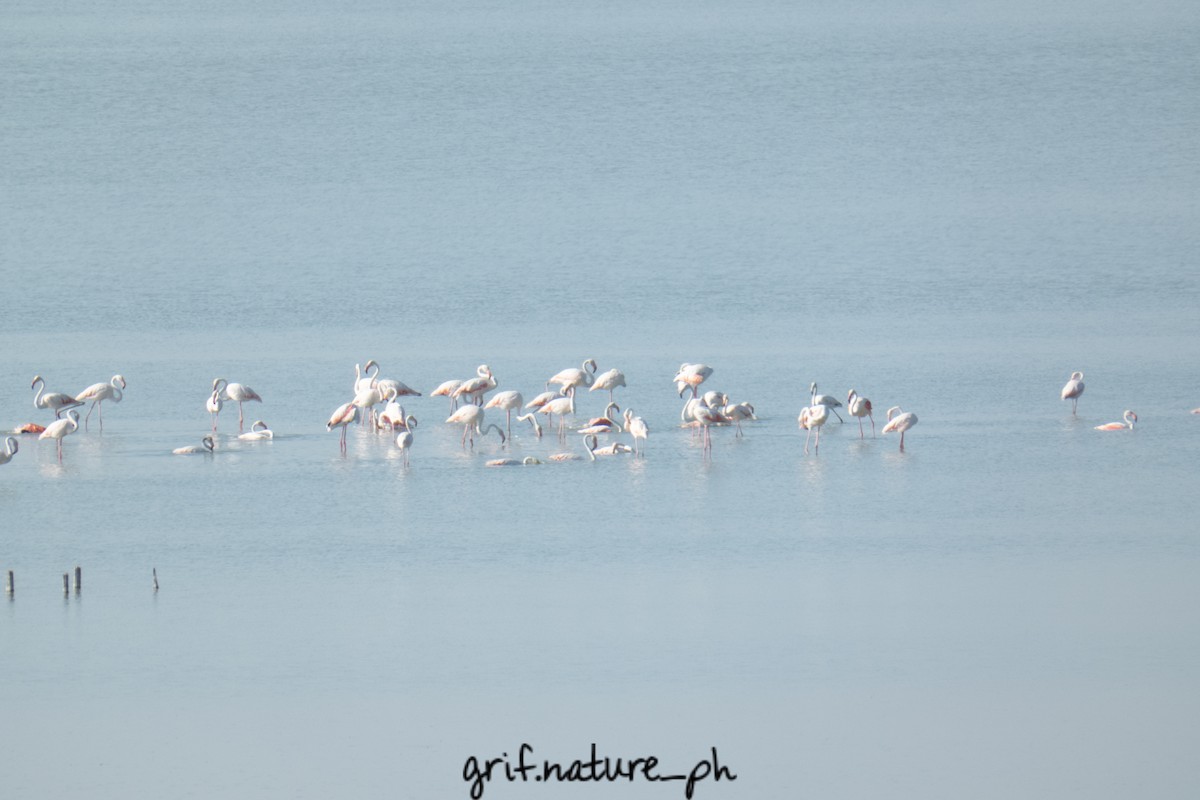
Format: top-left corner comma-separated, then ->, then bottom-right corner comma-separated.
215,379 -> 262,432
0,437 -> 18,466
375,377 -> 422,399
524,390 -> 561,413
673,363 -> 713,398
882,406 -> 918,452
15,423 -> 45,434
722,402 -> 756,437
585,433 -> 632,459
1095,410 -> 1137,431
589,368 -> 626,403
31,376 -> 83,419
445,405 -> 506,449
431,379 -> 464,411
327,402 -> 359,452
352,381 -> 385,428
547,450 -> 584,462
38,409 -> 80,461
516,412 -> 543,439
1061,371 -> 1085,415
238,420 -> 273,440
485,390 -> 525,438
847,390 -> 875,439
453,365 -> 498,406
683,395 -> 723,459
354,360 -> 380,395
378,388 -> 406,430
547,359 -> 597,391
486,456 -> 542,467
798,404 -> 829,454
206,382 -> 224,433
623,408 -> 649,456
395,419 -> 417,466
809,383 -> 844,423
173,436 -> 215,455
75,374 -> 125,431
578,402 -> 623,436
537,386 -> 577,439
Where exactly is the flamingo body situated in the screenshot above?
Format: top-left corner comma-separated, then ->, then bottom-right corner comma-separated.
1095,410 -> 1136,431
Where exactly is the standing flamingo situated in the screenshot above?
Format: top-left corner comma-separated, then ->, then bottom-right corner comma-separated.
75,375 -> 126,431
453,365 -> 498,406
798,404 -> 829,454
537,386 -> 577,439
847,390 -> 875,439
1095,410 -> 1137,431
1061,371 -> 1085,415
395,419 -> 417,466
589,368 -> 626,403
327,402 -> 360,452
206,382 -> 224,433
547,359 -> 597,392
0,437 -> 18,466
214,379 -> 262,432
722,402 -> 756,437
485,390 -> 525,439
623,409 -> 649,456
39,409 -> 80,461
431,379 -> 464,412
673,363 -> 713,398
809,383 -> 844,423
354,360 -> 381,395
516,413 -> 543,439
882,406 -> 918,452
683,395 -> 723,459
31,376 -> 83,419
446,405 -> 506,449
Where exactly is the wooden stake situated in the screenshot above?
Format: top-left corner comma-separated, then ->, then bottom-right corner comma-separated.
5,570 -> 12,595
63,573 -> 69,594
74,566 -> 82,594
153,568 -> 159,592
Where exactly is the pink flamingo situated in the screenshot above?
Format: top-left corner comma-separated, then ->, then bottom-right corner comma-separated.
882,406 -> 918,452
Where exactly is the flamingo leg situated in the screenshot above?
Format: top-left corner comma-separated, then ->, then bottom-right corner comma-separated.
858,417 -> 864,439
815,427 -> 820,454
84,403 -> 95,431
899,431 -> 906,452
238,402 -> 245,432
804,427 -> 811,454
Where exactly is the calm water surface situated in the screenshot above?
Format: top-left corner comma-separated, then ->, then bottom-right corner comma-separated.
2,1 -> 1199,797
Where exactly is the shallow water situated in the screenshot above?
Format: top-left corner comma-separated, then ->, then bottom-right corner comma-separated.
2,1 -> 1200,797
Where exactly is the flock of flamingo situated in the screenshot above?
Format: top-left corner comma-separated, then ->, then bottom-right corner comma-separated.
0,363 -> 1169,469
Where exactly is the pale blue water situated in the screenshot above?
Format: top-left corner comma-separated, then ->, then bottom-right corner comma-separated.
2,1 -> 1200,798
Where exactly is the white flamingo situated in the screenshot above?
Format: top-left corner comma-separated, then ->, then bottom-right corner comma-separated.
809,382 -> 844,423
327,402 -> 359,452
0,437 -> 18,466
431,379 -> 464,411
1095,410 -> 1137,431
39,409 -> 80,461
445,405 -> 506,449
31,376 -> 82,419
623,408 -> 649,456
174,436 -> 215,455
1061,371 -> 1085,415
586,433 -> 632,458
485,390 -> 525,438
395,419 -> 417,466
516,412 -> 543,439
206,382 -> 224,433
537,386 -> 577,439
215,379 -> 262,432
238,420 -> 273,440
882,406 -> 918,452
722,402 -> 756,437
547,359 -> 597,391
589,368 -> 626,403
486,456 -> 542,467
453,365 -> 498,406
75,374 -> 126,431
354,360 -> 380,395
578,402 -> 623,436
847,390 -> 875,439
683,395 -> 723,459
798,404 -> 829,454
673,363 -> 713,398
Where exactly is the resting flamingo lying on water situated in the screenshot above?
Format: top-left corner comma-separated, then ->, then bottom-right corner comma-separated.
1095,410 -> 1136,431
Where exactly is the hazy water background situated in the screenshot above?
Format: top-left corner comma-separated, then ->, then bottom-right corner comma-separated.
2,0 -> 1199,797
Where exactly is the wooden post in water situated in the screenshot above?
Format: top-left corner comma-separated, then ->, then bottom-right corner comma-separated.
5,570 -> 13,595
62,573 -> 69,595
153,568 -> 159,592
74,566 -> 82,594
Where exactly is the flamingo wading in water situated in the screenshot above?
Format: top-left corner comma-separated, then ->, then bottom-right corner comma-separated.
327,402 -> 359,453
882,406 -> 918,452
31,376 -> 82,419
39,409 -> 80,461
75,375 -> 126,431
1061,371 -> 1085,415
847,390 -> 874,439
214,379 -> 262,432
0,437 -> 18,466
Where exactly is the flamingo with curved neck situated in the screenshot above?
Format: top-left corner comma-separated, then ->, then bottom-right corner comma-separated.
0,437 -> 18,466
31,376 -> 83,419
75,375 -> 126,431
882,406 -> 918,452
39,409 -> 80,460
